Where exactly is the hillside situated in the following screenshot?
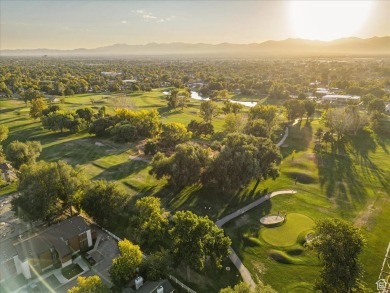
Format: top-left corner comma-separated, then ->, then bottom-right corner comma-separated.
2,36 -> 389,57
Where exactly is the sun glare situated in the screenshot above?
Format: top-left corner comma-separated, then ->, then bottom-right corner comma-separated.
289,1 -> 372,41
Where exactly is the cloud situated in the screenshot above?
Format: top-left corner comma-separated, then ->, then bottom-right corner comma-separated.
132,9 -> 175,23
121,20 -> 127,24
143,14 -> 157,20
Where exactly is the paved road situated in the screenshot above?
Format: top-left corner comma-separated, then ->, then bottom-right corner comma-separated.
217,189 -> 297,289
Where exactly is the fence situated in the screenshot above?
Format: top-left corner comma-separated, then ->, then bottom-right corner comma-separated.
168,274 -> 197,293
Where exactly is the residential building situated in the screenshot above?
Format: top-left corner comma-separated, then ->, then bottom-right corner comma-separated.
0,216 -> 92,282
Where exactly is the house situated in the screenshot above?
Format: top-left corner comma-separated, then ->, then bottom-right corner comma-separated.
321,94 -> 360,103
0,216 -> 92,282
0,163 -> 17,183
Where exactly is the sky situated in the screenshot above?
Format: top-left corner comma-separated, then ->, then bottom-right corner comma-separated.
1,0 -> 389,50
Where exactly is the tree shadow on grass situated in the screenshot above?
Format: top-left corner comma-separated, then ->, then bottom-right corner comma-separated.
280,122 -> 312,159
348,129 -> 389,195
41,136 -> 119,164
317,153 -> 368,210
92,160 -> 148,181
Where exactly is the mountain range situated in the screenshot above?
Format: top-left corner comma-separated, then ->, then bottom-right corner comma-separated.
1,37 -> 389,57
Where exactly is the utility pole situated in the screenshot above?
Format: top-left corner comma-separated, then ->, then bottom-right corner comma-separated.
378,242 -> 390,292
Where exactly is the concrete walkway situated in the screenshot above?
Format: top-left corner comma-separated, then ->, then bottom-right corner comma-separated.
229,247 -> 256,289
216,189 -> 297,289
276,127 -> 289,147
216,190 -> 296,228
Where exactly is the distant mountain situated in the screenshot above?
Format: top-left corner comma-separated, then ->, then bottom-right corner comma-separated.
2,37 -> 389,56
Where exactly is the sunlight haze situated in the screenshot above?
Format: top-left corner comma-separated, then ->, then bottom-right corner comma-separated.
0,0 -> 389,49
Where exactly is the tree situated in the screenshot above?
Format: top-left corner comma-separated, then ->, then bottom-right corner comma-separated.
322,131 -> 333,153
222,101 -> 243,115
6,140 -> 42,169
315,127 -> 324,144
200,100 -> 219,123
110,123 -> 138,142
150,142 -> 209,188
368,98 -> 385,113
109,239 -> 143,288
0,125 -> 9,142
244,119 -> 270,138
167,88 -> 180,109
68,276 -> 110,293
88,117 -> 114,137
29,97 -> 48,119
248,105 -> 279,132
310,218 -> 366,293
187,120 -> 214,137
133,196 -> 169,246
204,133 -> 281,191
321,107 -> 369,145
141,250 -> 172,281
144,140 -> 158,155
269,82 -> 288,99
223,113 -> 245,133
23,88 -> 43,105
160,122 -> 192,148
170,210 -> 231,272
12,160 -> 84,222
284,99 -> 305,123
220,281 -> 276,293
41,110 -> 76,133
303,100 -> 316,121
218,89 -> 229,99
76,107 -> 94,125
81,180 -> 127,227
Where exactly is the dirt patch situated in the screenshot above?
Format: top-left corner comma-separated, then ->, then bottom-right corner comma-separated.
251,261 -> 266,281
129,155 -> 150,163
354,198 -> 387,230
305,153 -> 316,160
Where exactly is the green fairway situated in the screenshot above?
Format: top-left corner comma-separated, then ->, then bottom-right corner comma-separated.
261,213 -> 314,247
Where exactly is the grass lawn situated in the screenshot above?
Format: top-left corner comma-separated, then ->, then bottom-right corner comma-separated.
61,263 -> 83,279
261,213 -> 314,247
222,120 -> 390,292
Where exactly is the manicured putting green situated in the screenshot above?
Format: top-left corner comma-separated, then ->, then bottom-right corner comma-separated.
261,213 -> 314,246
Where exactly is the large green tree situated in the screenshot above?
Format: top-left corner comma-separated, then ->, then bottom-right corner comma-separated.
109,239 -> 143,288
150,142 -> 209,188
133,196 -> 169,246
159,122 -> 192,148
223,113 -> 245,134
284,99 -> 305,123
321,107 -> 369,144
12,160 -> 84,222
310,218 -> 366,293
187,120 -> 214,137
5,140 -> 42,169
248,105 -> 279,133
204,133 -> 281,191
200,100 -> 219,123
81,180 -> 127,227
68,276 -> 110,293
170,210 -> 231,271
29,97 -> 48,119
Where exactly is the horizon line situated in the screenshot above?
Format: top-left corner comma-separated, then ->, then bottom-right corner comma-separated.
1,35 -> 389,51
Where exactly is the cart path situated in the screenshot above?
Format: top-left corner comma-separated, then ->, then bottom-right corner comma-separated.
216,189 -> 297,289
